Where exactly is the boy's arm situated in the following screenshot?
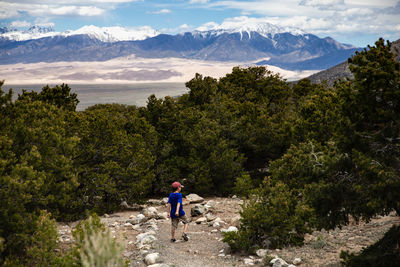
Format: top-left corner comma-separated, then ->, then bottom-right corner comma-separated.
167,203 -> 171,218
176,202 -> 180,216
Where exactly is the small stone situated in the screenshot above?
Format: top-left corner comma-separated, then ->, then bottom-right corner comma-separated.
218,253 -> 225,257
157,212 -> 168,220
124,222 -> 133,227
144,253 -> 160,265
211,229 -> 218,233
270,257 -> 289,267
129,215 -> 135,219
206,213 -> 216,221
293,258 -> 302,265
244,258 -> 255,265
196,217 -> 207,224
256,249 -> 267,258
212,222 -> 220,228
104,213 -> 110,218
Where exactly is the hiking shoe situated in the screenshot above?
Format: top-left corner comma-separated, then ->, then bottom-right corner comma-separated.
182,233 -> 189,241
170,238 -> 176,243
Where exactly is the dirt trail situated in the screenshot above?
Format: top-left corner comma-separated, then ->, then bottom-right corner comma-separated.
58,196 -> 400,267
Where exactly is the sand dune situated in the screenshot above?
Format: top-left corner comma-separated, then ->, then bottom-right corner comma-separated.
0,55 -> 318,85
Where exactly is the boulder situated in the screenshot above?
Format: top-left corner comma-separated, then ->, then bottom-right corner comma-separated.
141,207 -> 158,218
186,193 -> 204,203
144,253 -> 161,265
191,204 -> 207,217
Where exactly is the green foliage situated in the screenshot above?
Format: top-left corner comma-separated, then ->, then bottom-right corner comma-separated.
75,104 -> 156,213
18,83 -> 79,111
233,173 -> 253,198
224,178 -> 314,252
66,214 -> 128,267
340,225 -> 400,267
1,211 -> 63,267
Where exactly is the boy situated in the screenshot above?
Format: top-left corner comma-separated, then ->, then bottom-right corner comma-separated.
167,181 -> 189,242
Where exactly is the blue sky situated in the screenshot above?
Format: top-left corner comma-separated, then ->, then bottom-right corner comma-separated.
0,0 -> 399,47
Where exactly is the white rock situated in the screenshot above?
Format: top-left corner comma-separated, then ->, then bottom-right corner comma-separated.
270,257 -> 290,267
212,222 -> 221,228
211,229 -> 219,233
157,212 -> 168,220
196,217 -> 207,224
206,213 -> 216,222
186,193 -> 204,203
129,214 -> 135,219
124,222 -> 133,227
214,217 -> 223,223
293,258 -> 302,265
144,253 -> 160,265
256,249 -> 268,258
148,264 -> 169,267
221,226 -> 238,233
244,258 -> 255,265
161,197 -> 169,205
142,207 -> 158,218
136,231 -> 156,243
191,204 -> 207,216
218,253 -> 225,257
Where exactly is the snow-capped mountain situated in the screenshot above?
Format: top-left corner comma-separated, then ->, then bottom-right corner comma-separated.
195,20 -> 305,39
0,23 -> 359,71
0,25 -> 160,42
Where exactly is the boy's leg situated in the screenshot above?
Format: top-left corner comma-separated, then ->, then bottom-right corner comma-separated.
171,218 -> 179,242
181,215 -> 189,241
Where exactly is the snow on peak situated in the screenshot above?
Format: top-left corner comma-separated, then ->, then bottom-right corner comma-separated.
195,17 -> 305,38
64,25 -> 160,42
0,25 -> 160,42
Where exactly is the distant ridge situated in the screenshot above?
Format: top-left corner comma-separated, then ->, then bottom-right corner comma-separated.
0,24 -> 359,71
305,39 -> 400,86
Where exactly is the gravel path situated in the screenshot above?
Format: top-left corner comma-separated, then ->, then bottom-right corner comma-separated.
58,197 -> 400,267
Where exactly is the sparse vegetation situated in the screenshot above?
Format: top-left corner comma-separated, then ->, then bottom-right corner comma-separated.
0,38 -> 399,265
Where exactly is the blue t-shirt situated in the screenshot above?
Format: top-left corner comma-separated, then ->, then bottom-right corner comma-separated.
168,192 -> 185,218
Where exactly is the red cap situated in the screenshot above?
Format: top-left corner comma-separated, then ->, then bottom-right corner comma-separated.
172,181 -> 184,189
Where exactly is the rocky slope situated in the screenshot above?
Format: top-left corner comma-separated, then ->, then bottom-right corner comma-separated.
306,39 -> 400,86
57,195 -> 400,267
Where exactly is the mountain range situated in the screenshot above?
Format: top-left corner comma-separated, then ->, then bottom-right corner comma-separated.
0,24 -> 359,71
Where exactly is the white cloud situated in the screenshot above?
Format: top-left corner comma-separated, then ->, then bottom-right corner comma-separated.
147,9 -> 172,14
189,0 -> 210,3
10,20 -> 31,28
299,0 -> 344,6
0,0 -> 136,19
